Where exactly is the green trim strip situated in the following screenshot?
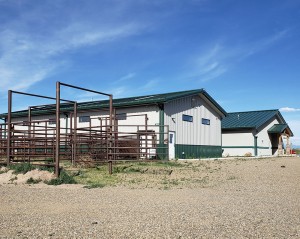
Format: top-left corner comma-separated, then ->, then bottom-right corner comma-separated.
175,144 -> 222,158
159,105 -> 164,145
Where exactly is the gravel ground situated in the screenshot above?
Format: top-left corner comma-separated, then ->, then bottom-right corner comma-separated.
1,157 -> 299,238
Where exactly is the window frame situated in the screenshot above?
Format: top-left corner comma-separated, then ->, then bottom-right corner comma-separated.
201,118 -> 210,125
116,113 -> 127,120
79,115 -> 91,123
182,114 -> 193,122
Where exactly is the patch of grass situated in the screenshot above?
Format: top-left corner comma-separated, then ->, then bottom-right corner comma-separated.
147,161 -> 183,168
161,177 -> 168,185
74,167 -> 119,188
83,183 -> 105,189
169,179 -> 179,185
124,167 -> 143,173
9,163 -> 36,174
9,176 -> 18,182
0,170 -> 7,174
7,163 -> 54,174
161,185 -> 170,190
38,166 -> 54,173
26,177 -> 42,184
193,176 -> 209,184
45,170 -> 77,185
227,176 -> 237,180
128,178 -> 143,184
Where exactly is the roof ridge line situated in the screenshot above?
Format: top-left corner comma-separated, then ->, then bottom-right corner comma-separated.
227,109 -> 279,114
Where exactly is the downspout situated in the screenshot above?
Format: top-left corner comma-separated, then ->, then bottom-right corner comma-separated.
158,103 -> 165,159
254,136 -> 258,156
64,113 -> 68,135
220,117 -> 223,157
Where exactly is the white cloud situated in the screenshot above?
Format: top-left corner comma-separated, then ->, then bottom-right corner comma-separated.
280,107 -> 300,112
190,44 -> 227,81
139,79 -> 159,92
116,73 -> 136,83
244,30 -> 289,58
0,4 -> 144,96
190,30 -> 289,82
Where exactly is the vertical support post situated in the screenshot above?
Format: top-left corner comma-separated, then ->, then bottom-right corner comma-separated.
166,125 -> 169,160
45,121 -> 48,155
108,160 -> 112,175
73,102 -> 77,165
113,108 -> 118,160
145,114 -> 148,160
278,135 -> 283,156
286,135 -> 290,155
65,113 -> 68,156
7,90 -> 12,165
109,95 -> 113,162
28,106 -> 31,163
55,82 -> 60,177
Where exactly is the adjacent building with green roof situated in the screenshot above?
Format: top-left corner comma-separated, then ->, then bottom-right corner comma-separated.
221,109 -> 293,157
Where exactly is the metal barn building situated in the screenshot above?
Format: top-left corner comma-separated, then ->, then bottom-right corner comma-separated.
221,110 -> 293,157
1,89 -> 227,160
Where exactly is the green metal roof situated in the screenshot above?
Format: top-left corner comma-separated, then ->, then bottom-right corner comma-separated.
0,88 -> 227,118
268,124 -> 293,136
222,109 -> 286,130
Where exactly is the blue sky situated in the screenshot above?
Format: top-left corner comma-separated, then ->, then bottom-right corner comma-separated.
0,0 -> 299,145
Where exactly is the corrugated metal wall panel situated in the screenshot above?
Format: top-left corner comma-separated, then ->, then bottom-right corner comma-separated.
222,117 -> 280,157
164,95 -> 222,146
15,106 -> 160,132
175,144 -> 222,158
256,117 -> 279,156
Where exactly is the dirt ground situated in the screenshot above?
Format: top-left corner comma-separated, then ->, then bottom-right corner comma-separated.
0,156 -> 299,238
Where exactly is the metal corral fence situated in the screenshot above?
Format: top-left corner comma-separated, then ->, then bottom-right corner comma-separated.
1,82 -> 169,176
0,120 -> 169,166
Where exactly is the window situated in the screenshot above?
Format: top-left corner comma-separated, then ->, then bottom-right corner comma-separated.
202,118 -> 210,125
169,133 -> 173,144
79,116 -> 90,123
48,119 -> 56,125
182,114 -> 193,122
116,113 -> 127,120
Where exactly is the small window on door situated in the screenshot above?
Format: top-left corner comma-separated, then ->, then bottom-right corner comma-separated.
170,133 -> 173,144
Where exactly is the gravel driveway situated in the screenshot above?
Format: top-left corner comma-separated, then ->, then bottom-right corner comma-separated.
1,157 -> 299,238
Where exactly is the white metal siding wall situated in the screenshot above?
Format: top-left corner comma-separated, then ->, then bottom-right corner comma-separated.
13,106 -> 160,134
164,95 -> 222,146
222,117 -> 281,157
256,118 -> 279,156
222,131 -> 254,156
113,106 -> 159,134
